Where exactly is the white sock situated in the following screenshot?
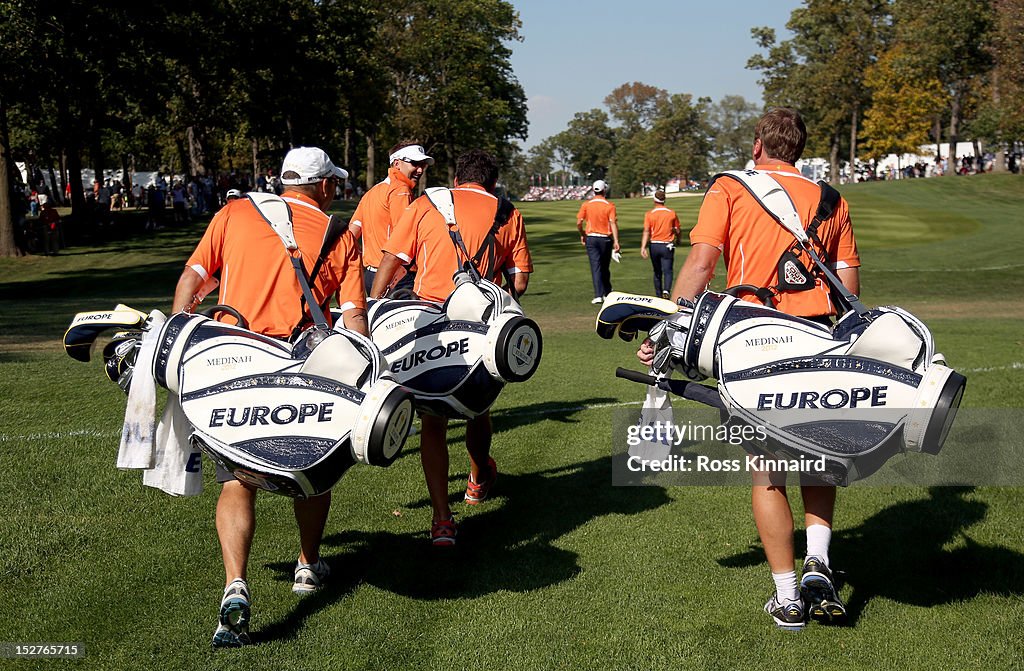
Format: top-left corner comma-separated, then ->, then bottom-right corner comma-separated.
805,524 -> 832,566
772,570 -> 799,602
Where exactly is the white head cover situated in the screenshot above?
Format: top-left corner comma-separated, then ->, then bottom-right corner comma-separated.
280,147 -> 348,185
389,144 -> 435,166
593,179 -> 607,193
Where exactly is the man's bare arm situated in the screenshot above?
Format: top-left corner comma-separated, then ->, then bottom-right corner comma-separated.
671,243 -> 721,302
837,267 -> 860,296
370,252 -> 404,298
172,267 -> 206,313
341,308 -> 369,336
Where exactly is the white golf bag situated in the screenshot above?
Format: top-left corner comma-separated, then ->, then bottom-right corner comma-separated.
64,306 -> 415,498
598,289 -> 966,485
349,272 -> 543,419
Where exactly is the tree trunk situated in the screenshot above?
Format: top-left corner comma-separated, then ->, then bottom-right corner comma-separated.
446,135 -> 456,185
120,154 -> 130,190
849,106 -> 859,183
344,126 -> 352,173
286,116 -> 296,149
252,137 -> 259,182
829,129 -> 841,185
186,126 -> 204,178
47,165 -> 60,199
0,94 -> 20,257
947,92 -> 960,176
995,147 -> 1007,172
932,117 -> 943,161
366,132 -> 376,186
972,139 -> 982,173
174,137 -> 189,180
67,142 -> 85,222
58,152 -> 68,205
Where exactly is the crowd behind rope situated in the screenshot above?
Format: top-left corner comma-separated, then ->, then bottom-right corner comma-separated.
9,167 -> 362,255
521,184 -> 593,201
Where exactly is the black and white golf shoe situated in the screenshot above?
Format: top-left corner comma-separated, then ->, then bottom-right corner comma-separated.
800,556 -> 847,625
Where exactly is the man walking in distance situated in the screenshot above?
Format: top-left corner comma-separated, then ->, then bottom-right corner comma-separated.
577,179 -> 620,304
171,147 -> 367,648
639,108 -> 860,630
639,189 -> 680,299
350,141 -> 433,295
370,149 -> 532,547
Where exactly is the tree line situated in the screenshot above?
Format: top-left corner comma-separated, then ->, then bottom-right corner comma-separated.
0,0 -> 526,256
516,0 -> 1023,197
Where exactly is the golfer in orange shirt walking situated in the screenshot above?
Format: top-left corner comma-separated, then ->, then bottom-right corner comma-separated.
639,189 -> 680,298
172,146 -> 367,648
639,108 -> 860,630
371,149 -> 532,547
577,179 -> 620,304
350,141 -> 433,294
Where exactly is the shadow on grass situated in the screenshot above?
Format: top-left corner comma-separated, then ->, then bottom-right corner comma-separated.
256,454 -> 671,644
716,487 -> 1024,625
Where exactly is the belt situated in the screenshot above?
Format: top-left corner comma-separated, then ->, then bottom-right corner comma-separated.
651,240 -> 674,245
586,233 -> 610,238
365,265 -> 378,272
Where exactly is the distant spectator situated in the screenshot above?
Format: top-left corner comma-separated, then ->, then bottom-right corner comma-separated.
38,194 -> 62,255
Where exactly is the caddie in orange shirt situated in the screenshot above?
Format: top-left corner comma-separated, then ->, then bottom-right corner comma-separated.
371,149 -> 532,547
577,179 -> 620,304
171,146 -> 366,648
350,140 -> 433,294
639,108 -> 860,631
639,189 -> 681,298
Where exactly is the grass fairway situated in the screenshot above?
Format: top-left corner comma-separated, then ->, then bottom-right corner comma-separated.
1,175 -> 1023,669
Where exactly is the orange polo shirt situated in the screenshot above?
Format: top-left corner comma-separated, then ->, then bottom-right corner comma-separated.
643,205 -> 680,243
577,196 -> 617,236
186,191 -> 366,337
384,184 -> 532,302
350,166 -> 417,268
691,164 -> 860,317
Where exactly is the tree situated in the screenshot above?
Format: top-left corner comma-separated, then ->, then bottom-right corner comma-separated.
708,95 -> 761,172
861,46 -> 946,161
749,0 -> 888,182
891,0 -> 993,169
552,109 -> 616,180
384,0 -> 527,183
604,82 -> 669,137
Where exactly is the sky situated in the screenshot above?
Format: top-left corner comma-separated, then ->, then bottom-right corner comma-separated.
508,0 -> 803,149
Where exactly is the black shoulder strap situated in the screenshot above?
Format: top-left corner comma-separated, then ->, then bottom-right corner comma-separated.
807,181 -> 840,242
468,196 -> 515,282
292,214 -> 349,339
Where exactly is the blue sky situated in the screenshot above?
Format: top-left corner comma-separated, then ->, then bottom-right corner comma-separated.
508,0 -> 803,148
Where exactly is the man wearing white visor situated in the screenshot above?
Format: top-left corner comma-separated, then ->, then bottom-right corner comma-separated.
350,140 -> 433,295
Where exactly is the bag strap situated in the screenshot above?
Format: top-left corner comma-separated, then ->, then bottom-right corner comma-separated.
245,193 -> 332,331
709,170 -> 868,317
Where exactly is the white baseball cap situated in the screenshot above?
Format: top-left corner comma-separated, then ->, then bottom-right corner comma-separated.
593,179 -> 607,193
280,147 -> 348,185
226,189 -> 242,200
389,144 -> 435,166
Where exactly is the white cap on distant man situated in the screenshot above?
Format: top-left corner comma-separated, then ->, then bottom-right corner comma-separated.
653,190 -> 666,203
37,194 -> 49,205
226,189 -> 242,200
280,147 -> 348,185
389,144 -> 435,166
593,179 -> 607,193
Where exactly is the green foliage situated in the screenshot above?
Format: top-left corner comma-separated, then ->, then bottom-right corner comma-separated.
707,95 -> 762,172
861,46 -> 947,158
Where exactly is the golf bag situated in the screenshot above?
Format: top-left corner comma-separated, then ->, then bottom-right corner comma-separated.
64,306 -> 415,498
352,272 -> 543,419
598,289 -> 966,485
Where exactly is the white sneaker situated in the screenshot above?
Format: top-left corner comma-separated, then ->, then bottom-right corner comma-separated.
292,559 -> 330,594
591,297 -> 603,305
212,579 -> 251,648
